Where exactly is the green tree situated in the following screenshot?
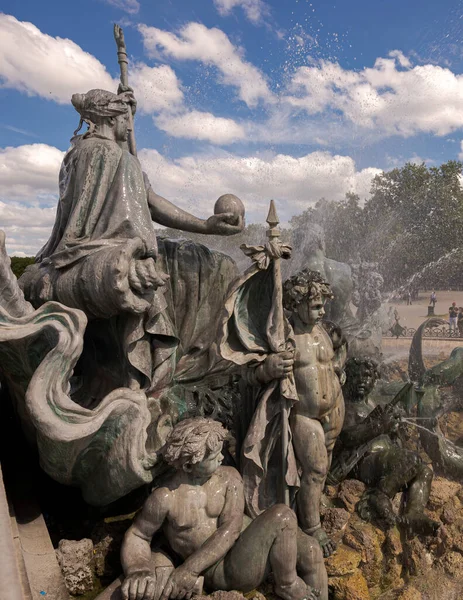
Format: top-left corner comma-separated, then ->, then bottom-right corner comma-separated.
363,160 -> 463,289
289,194 -> 365,263
9,256 -> 35,279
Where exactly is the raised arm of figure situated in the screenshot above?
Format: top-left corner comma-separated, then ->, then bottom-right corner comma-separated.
340,420 -> 383,449
121,488 -> 169,600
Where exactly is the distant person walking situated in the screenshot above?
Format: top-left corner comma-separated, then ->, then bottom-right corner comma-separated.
449,302 -> 458,333
458,308 -> 463,337
407,290 -> 412,305
430,291 -> 437,308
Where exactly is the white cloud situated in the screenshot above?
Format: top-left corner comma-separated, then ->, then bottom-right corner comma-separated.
2,125 -> 38,138
388,50 -> 411,69
7,13 -> 462,149
131,63 -> 184,114
101,0 -> 140,14
139,22 -> 273,107
139,148 -> 382,223
213,0 -> 269,24
0,143 -> 63,256
0,14 -> 116,104
154,110 -> 246,144
1,202 -> 57,256
285,51 -> 463,137
408,154 -> 435,166
0,14 -> 240,146
0,144 -> 64,200
386,153 -> 435,167
130,61 -> 245,145
458,141 -> 463,160
133,39 -> 463,145
0,141 -> 382,254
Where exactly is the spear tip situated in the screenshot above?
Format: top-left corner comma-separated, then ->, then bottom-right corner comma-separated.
266,199 -> 279,228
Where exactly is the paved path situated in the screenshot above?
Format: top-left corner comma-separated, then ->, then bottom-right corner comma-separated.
382,337 -> 463,360
385,289 -> 463,330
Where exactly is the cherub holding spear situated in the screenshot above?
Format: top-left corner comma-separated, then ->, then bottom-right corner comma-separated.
221,205 -> 346,558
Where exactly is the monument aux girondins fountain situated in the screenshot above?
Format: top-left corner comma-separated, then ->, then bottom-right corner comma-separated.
1,25 -> 463,600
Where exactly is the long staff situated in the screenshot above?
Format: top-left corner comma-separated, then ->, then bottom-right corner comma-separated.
266,200 -> 290,506
114,24 -> 137,156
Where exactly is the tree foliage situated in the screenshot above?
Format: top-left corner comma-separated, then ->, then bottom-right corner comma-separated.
289,160 -> 463,291
9,256 -> 35,279
361,161 -> 463,289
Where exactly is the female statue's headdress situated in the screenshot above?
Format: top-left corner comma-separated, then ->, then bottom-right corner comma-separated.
71,89 -> 130,137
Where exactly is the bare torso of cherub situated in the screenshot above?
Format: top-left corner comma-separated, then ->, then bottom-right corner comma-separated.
162,467 -> 231,559
292,323 -> 343,419
120,462 -> 327,600
289,320 -> 344,557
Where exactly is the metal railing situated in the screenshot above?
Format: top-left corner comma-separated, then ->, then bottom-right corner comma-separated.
385,326 -> 463,339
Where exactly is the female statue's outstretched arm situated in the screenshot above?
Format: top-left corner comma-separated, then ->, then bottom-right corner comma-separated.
146,185 -> 244,236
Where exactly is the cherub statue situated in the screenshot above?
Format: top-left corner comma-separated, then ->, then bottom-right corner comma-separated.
115,418 -> 327,600
330,357 -> 439,536
256,269 -> 347,557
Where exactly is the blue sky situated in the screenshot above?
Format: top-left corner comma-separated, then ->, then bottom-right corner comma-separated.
1,0 -> 463,254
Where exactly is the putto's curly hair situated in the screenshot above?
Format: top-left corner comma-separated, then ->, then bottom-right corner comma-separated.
344,357 -> 380,400
345,357 -> 381,379
282,268 -> 333,312
162,417 -> 229,469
